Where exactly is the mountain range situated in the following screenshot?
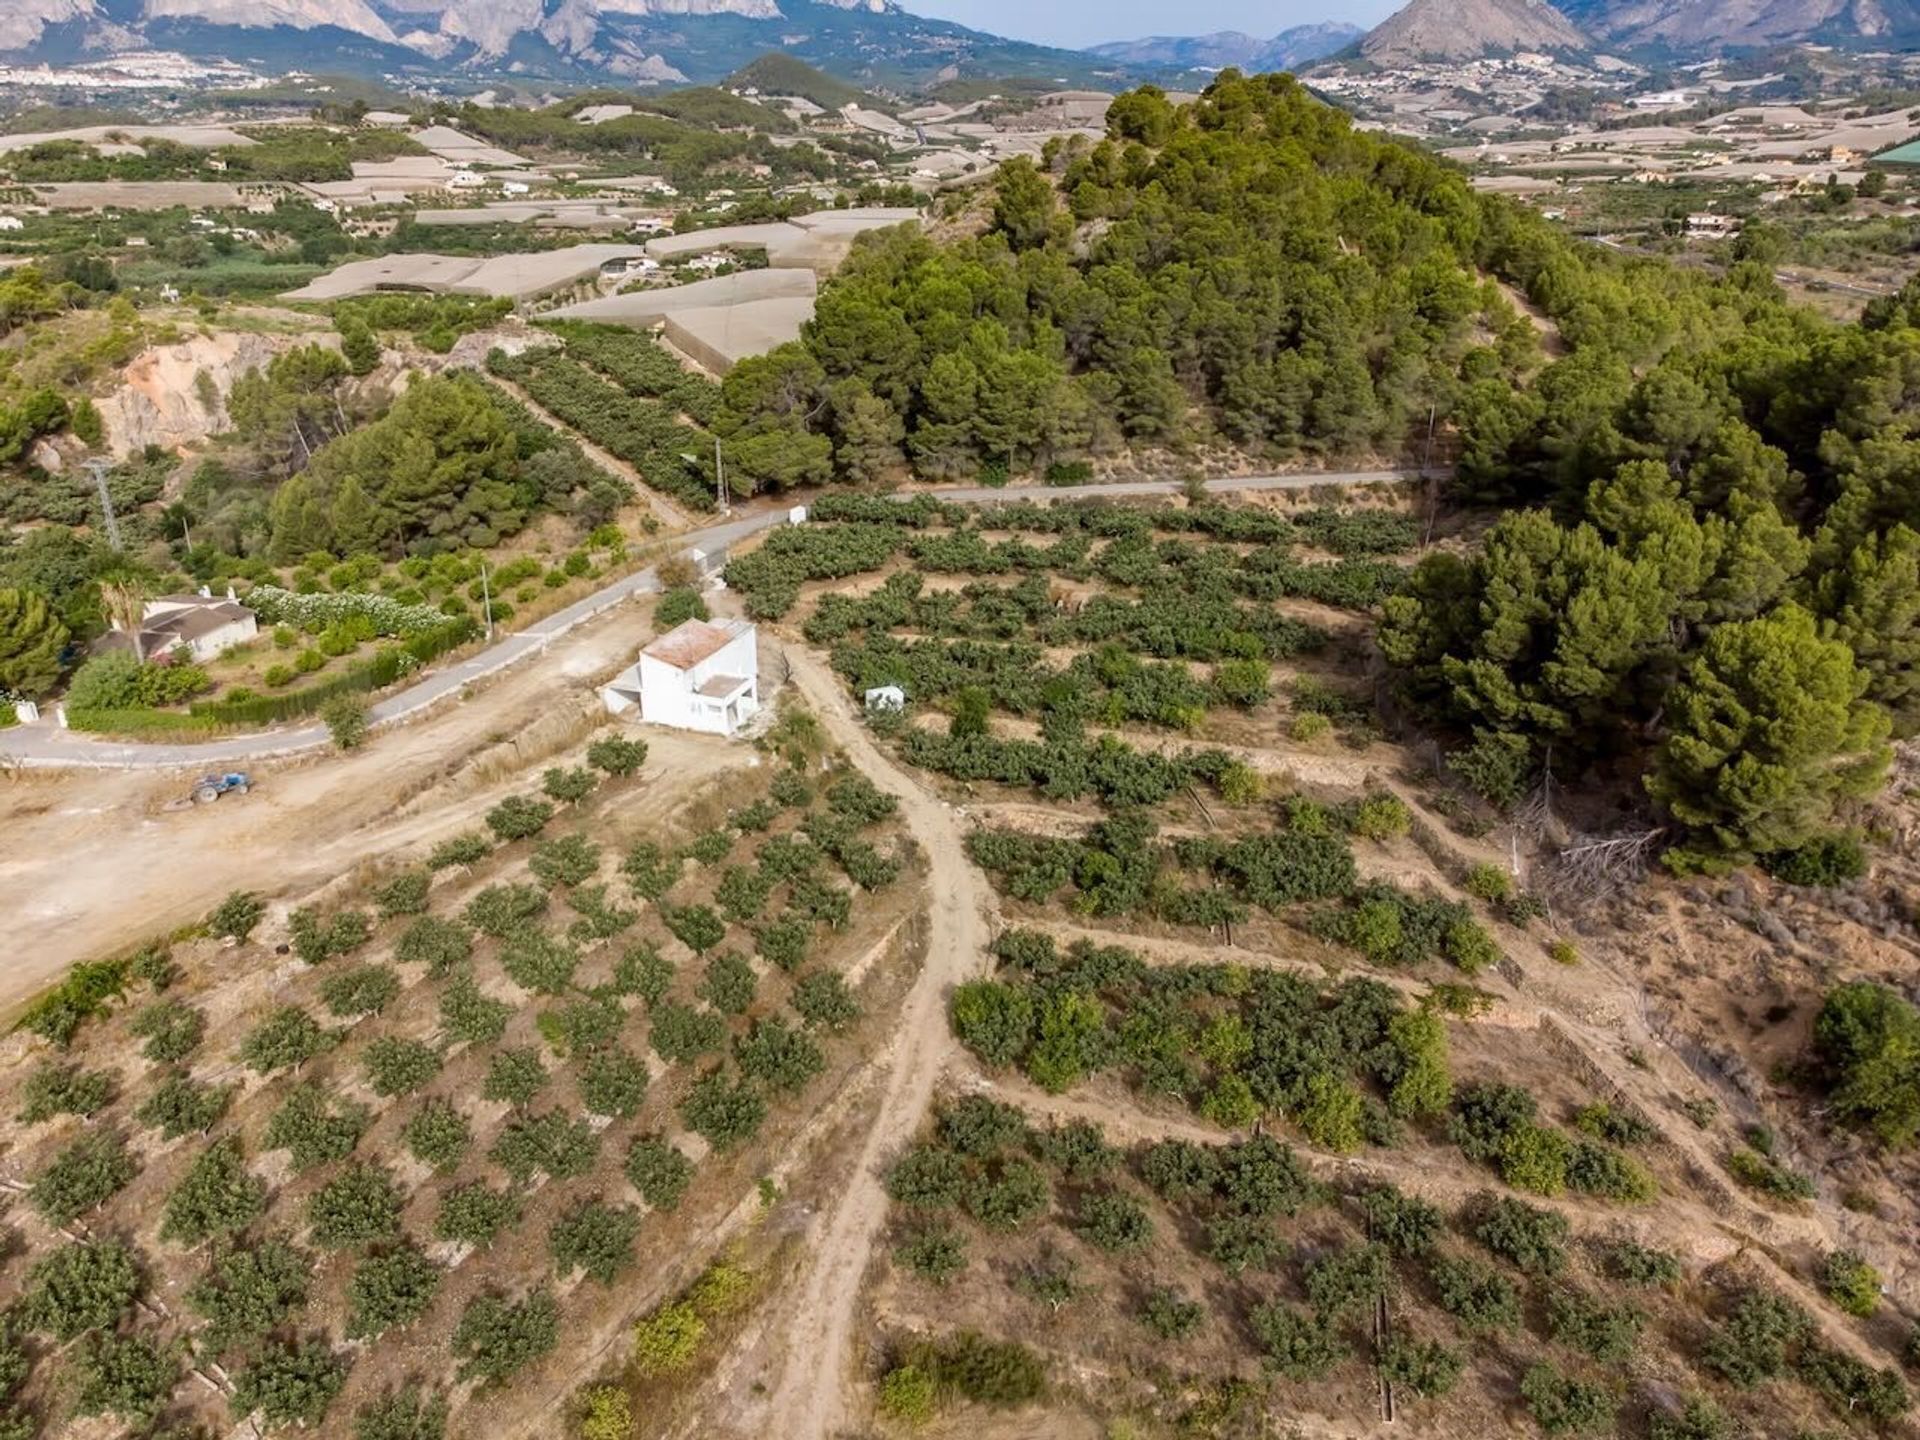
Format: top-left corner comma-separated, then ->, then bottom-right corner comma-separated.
8,0 -> 1920,92
1355,0 -> 1920,60
0,0 -> 1132,88
1085,22 -> 1363,75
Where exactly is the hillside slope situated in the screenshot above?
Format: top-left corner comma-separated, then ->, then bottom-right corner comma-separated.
1360,0 -> 1591,60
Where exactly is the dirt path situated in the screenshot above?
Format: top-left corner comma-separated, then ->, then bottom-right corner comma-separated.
487,370 -> 701,531
742,645 -> 996,1440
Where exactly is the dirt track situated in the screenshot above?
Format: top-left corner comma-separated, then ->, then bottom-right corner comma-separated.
742,647 -> 995,1440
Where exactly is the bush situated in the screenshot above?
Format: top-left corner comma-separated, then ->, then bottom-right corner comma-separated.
1463,862 -> 1513,902
396,915 -> 474,974
587,734 -> 648,776
1762,833 -> 1867,887
321,962 -> 400,1017
21,1238 -> 140,1339
654,586 -> 709,628
549,1200 -> 640,1284
428,831 -> 491,869
452,1290 -> 559,1386
485,795 -> 554,842
435,1183 -> 521,1249
896,1226 -> 968,1285
625,1137 -> 695,1210
209,889 -> 266,940
878,1363 -> 936,1423
354,1386 -> 450,1440
900,1331 -> 1045,1406
134,1069 -> 233,1139
1249,1303 -> 1346,1381
322,694 -> 370,750
308,1163 -> 404,1248
1811,981 -> 1920,1148
364,1037 -> 443,1097
1075,1189 -> 1154,1253
31,1131 -> 136,1225
1519,1364 -> 1615,1436
264,1082 -> 368,1170
578,1385 -> 632,1440
1546,1288 -> 1643,1362
402,1099 -> 473,1171
230,1340 -> 348,1429
162,1136 -> 266,1244
544,766 -> 597,805
1140,1287 -> 1205,1339
632,1301 -> 705,1375
18,1061 -> 114,1123
346,1248 -> 441,1339
484,1047 -> 549,1107
1702,1289 -> 1814,1387
1471,1194 -> 1568,1275
1599,1239 -> 1681,1286
1818,1249 -> 1882,1317
187,1237 -> 311,1356
242,1006 -> 333,1074
373,869 -> 431,917
1377,1335 -> 1463,1399
1427,1254 -> 1520,1333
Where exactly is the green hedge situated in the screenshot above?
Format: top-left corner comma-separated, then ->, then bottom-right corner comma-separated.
71,619 -> 477,735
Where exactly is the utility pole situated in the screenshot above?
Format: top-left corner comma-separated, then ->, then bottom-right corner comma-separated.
713,437 -> 729,513
479,560 -> 495,641
86,459 -> 123,551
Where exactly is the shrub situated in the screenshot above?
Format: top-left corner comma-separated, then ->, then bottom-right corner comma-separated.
632,1301 -> 705,1375
230,1339 -> 348,1429
354,1386 -> 450,1440
402,1099 -> 473,1171
550,1200 -> 641,1284
794,970 -> 859,1030
264,1082 -> 369,1170
625,1136 -> 695,1211
483,1047 -> 549,1107
1351,794 -> 1412,841
242,1006 -> 333,1074
186,1237 -> 311,1355
485,795 -> 554,842
1546,1288 -> 1643,1362
543,766 -> 597,805
900,1331 -> 1045,1406
1359,1185 -> 1443,1257
439,976 -> 511,1046
1565,1139 -> 1656,1202
21,1238 -> 140,1339
322,694 -> 370,750
209,890 -> 266,940
162,1136 -> 266,1244
18,1061 -> 114,1123
396,915 -> 474,975
435,1183 -> 521,1249
587,734 -> 648,775
346,1247 -> 441,1339
129,999 -> 205,1062
681,1071 -> 767,1151
650,1003 -> 727,1064
578,1385 -> 632,1440
452,1290 -> 559,1386
1075,1189 -> 1154,1253
1249,1303 -> 1346,1381
135,1069 -> 234,1139
1376,1335 -> 1463,1399
291,906 -> 373,965
491,1111 -> 599,1184
308,1164 -> 403,1249
1519,1364 -> 1615,1436
1427,1254 -> 1520,1333
896,1225 -> 968,1285
1599,1239 -> 1681,1286
579,1049 -> 649,1119
428,832 -> 491,869
1702,1290 -> 1814,1387
31,1131 -> 136,1225
1762,833 -> 1867,887
1811,981 -> 1920,1148
878,1364 -> 936,1423
321,962 -> 401,1017
1140,1287 -> 1205,1340
364,1037 -> 443,1098
1818,1249 -> 1882,1317
464,882 -> 548,937
701,950 -> 757,1014
373,869 -> 431,917
1471,1194 -> 1569,1275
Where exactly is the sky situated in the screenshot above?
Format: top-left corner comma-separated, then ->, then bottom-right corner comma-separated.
901,0 -> 1398,49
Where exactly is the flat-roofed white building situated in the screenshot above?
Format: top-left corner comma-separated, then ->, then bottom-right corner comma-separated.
603,617 -> 759,736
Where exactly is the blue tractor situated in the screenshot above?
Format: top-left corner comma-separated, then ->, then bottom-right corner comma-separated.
189,772 -> 251,805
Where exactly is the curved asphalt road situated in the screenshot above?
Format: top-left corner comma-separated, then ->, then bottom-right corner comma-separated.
0,469 -> 1420,770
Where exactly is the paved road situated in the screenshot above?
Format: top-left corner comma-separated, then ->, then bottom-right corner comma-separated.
0,469 -> 1423,770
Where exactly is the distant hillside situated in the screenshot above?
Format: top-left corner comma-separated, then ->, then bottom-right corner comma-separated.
727,52 -> 870,110
1359,0 -> 1591,61
1554,0 -> 1920,50
0,0 -> 1141,91
1086,22 -> 1362,74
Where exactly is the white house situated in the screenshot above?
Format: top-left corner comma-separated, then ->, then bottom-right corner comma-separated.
119,589 -> 258,663
0,216 -> 24,232
603,617 -> 759,736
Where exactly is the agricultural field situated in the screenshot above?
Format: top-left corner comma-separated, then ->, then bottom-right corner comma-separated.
1,674 -> 927,1437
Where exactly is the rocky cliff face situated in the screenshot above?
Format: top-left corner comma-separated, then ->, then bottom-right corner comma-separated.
98,331 -> 333,459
